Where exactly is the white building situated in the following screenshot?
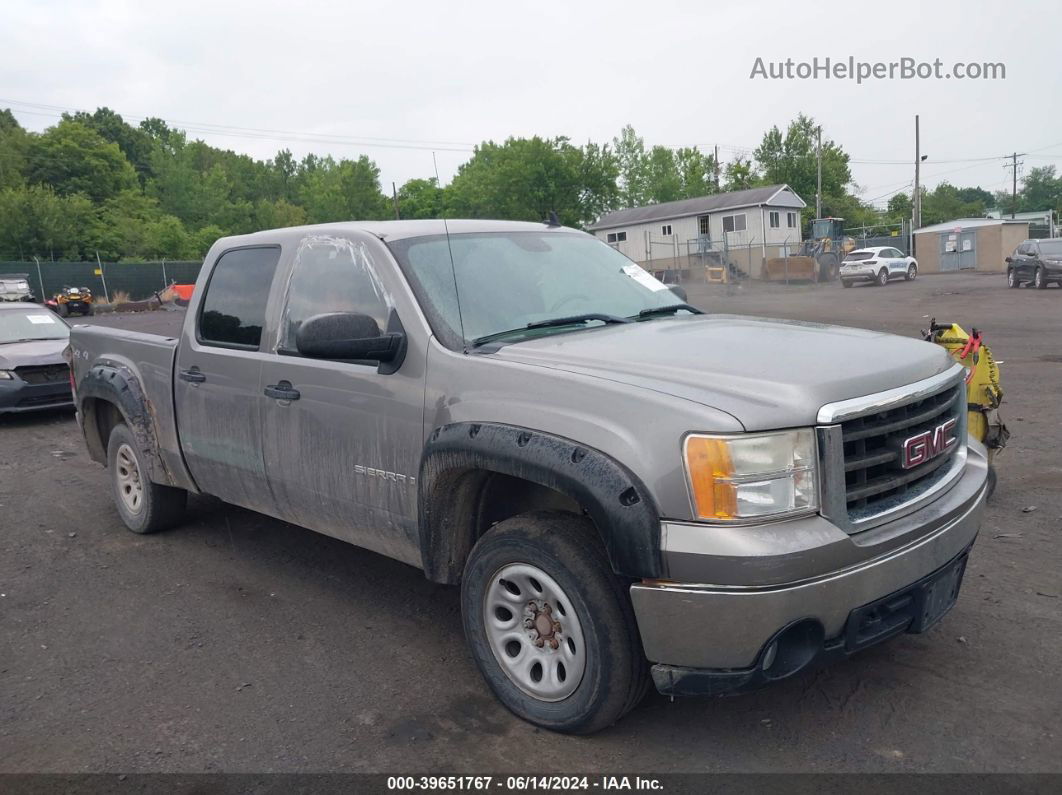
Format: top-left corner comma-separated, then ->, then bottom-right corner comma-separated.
588,185 -> 807,277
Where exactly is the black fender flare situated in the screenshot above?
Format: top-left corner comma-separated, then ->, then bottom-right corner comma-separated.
418,422 -> 662,583
77,362 -> 172,486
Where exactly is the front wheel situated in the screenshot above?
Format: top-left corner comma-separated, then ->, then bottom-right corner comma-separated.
841,279 -> 854,288
57,303 -> 69,317
461,511 -> 648,734
107,423 -> 187,534
905,264 -> 918,281
1035,267 -> 1047,289
1007,269 -> 1020,288
876,269 -> 889,287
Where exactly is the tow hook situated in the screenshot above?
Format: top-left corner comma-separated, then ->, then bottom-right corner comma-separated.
524,600 -> 562,649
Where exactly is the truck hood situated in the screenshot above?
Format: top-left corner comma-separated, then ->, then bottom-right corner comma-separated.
492,315 -> 953,430
0,339 -> 68,370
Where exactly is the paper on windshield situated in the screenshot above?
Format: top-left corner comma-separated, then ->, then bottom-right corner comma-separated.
622,264 -> 669,292
27,314 -> 57,324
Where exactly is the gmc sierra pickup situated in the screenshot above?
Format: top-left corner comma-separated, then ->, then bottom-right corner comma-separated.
69,220 -> 988,734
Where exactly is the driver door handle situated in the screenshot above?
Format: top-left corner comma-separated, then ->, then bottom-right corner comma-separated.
264,380 -> 300,401
179,367 -> 206,383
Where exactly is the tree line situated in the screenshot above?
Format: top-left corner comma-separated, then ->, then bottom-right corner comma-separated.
1,107 -> 1058,262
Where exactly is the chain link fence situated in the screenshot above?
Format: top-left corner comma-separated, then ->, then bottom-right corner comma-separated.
0,260 -> 203,304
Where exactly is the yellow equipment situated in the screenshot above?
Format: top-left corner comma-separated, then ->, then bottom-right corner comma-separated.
765,217 -> 856,282
923,319 -> 1008,495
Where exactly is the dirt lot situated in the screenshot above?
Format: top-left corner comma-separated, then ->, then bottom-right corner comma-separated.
1,272 -> 1059,774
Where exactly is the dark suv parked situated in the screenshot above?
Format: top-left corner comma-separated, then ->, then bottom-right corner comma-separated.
1006,238 -> 1062,289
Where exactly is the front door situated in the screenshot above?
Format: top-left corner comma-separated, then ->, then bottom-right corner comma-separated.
174,245 -> 282,512
259,234 -> 425,566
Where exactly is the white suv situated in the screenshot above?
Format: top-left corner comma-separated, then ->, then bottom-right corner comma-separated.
840,247 -> 918,287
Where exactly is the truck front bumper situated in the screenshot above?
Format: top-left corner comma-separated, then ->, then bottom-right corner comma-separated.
630,443 -> 988,697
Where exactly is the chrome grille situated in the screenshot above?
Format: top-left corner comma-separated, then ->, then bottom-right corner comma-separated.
816,365 -> 967,533
840,383 -> 963,521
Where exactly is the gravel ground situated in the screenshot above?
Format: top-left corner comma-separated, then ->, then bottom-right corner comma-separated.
1,272 -> 1059,773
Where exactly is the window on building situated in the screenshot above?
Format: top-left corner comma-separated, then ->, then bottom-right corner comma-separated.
661,224 -> 672,236
198,247 -> 282,349
769,211 -> 780,228
722,213 -> 747,234
787,212 -> 798,228
698,216 -> 710,236
606,231 -> 627,244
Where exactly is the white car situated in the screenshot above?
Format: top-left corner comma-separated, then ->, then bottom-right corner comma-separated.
840,247 -> 918,287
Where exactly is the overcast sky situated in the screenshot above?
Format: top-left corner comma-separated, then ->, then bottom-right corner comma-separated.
3,0 -> 1059,209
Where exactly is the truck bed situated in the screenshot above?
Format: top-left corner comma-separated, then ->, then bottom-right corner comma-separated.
69,324 -> 194,491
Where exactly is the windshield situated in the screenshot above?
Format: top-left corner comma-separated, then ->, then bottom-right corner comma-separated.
388,231 -> 687,347
1038,241 -> 1062,257
0,308 -> 70,344
844,251 -> 875,261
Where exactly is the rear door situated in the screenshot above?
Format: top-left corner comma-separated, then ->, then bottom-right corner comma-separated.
258,234 -> 426,566
1017,243 -> 1036,279
174,246 -> 283,512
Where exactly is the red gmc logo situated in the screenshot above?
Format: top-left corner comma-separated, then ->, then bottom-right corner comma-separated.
901,418 -> 959,469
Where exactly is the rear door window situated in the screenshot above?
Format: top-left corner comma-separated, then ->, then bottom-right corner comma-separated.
198,247 -> 282,349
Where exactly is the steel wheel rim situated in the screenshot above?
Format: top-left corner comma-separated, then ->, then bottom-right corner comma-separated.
483,563 -> 586,702
115,443 -> 144,514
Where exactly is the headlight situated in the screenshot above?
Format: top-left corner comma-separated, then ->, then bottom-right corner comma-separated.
0,370 -> 14,380
683,429 -> 818,521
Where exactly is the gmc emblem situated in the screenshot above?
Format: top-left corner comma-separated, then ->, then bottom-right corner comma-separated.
901,418 -> 958,469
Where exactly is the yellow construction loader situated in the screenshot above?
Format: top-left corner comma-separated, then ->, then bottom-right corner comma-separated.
765,218 -> 856,282
923,319 -> 1008,496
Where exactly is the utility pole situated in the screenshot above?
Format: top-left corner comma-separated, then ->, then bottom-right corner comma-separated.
913,115 -> 920,231
815,127 -> 822,219
1004,152 -> 1025,218
714,144 -> 720,191
392,181 -> 400,220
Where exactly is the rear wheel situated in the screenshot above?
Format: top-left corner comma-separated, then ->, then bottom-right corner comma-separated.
876,269 -> 889,287
107,423 -> 187,534
1007,269 -> 1020,288
817,253 -> 840,282
905,264 -> 918,281
461,511 -> 648,734
84,303 -> 94,316
1034,267 -> 1047,289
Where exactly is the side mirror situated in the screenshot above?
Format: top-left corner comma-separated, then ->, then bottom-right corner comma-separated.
295,312 -> 404,363
1004,256 -> 1012,264
669,285 -> 688,302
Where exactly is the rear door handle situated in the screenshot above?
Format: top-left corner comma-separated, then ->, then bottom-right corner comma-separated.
179,367 -> 206,383
264,380 -> 300,401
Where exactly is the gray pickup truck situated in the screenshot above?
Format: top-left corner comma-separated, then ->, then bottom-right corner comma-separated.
69,220 -> 988,734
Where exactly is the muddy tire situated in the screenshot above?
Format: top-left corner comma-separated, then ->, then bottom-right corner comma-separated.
107,423 -> 186,534
461,511 -> 649,734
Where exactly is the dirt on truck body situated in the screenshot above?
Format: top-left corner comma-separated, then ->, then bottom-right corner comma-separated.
69,219 -> 988,734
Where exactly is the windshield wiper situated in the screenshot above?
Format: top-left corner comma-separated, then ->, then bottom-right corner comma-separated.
471,313 -> 631,348
635,303 -> 702,319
